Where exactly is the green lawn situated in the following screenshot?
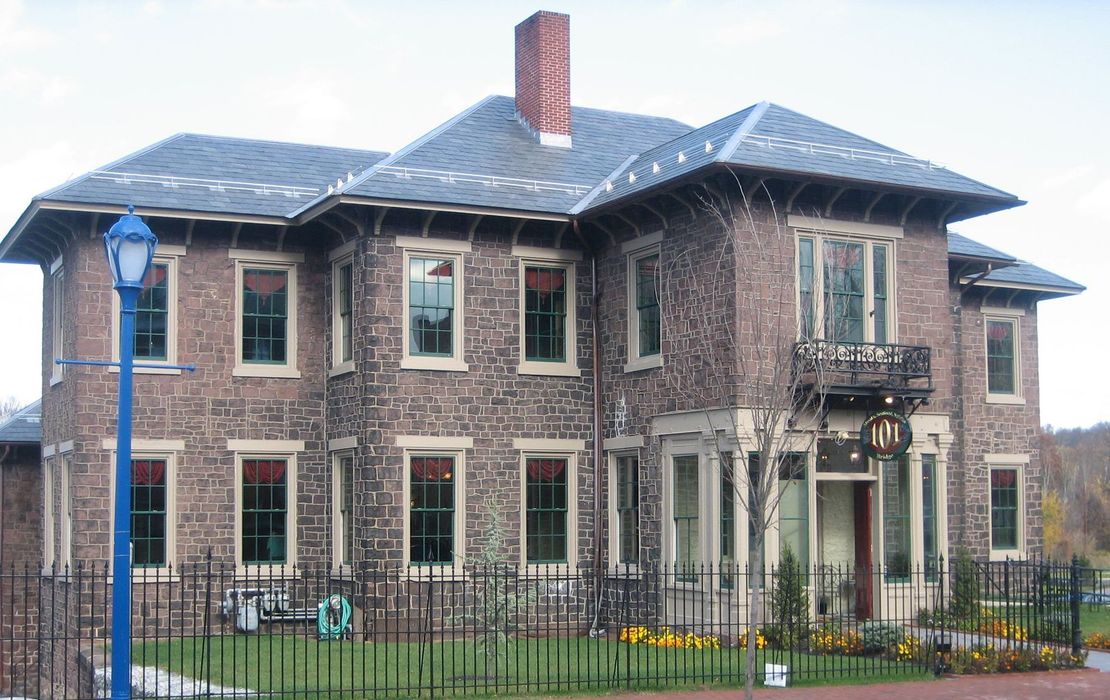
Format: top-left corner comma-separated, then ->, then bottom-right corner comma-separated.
132,635 -> 927,697
1082,606 -> 1110,636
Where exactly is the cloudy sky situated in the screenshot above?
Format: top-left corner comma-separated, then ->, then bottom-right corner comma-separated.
0,0 -> 1106,428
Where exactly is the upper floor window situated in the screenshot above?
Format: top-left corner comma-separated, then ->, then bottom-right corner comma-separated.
135,263 -> 170,361
798,234 -> 892,344
623,234 -> 664,373
330,243 -> 356,375
985,315 -> 1021,401
231,250 -> 302,378
50,259 -> 64,385
514,247 -> 582,377
397,237 -> 470,372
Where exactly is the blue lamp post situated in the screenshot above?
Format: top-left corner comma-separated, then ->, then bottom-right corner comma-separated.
103,205 -> 157,700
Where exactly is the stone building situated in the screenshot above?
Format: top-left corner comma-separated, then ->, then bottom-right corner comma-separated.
0,10 -> 1083,627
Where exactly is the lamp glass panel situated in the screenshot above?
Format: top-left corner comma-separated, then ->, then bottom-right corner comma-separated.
117,237 -> 153,285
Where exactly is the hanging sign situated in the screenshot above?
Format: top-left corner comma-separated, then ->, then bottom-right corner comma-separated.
859,410 -> 912,461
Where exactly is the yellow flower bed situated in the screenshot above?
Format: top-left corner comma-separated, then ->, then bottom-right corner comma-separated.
977,613 -> 1029,642
895,634 -> 922,662
1086,632 -> 1110,650
811,627 -> 864,656
619,626 -> 722,650
737,629 -> 767,650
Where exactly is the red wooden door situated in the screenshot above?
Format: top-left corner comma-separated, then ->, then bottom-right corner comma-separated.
853,482 -> 874,619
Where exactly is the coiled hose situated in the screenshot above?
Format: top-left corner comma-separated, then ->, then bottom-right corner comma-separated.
317,594 -> 352,640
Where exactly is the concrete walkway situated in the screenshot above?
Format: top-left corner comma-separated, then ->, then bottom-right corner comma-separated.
582,669 -> 1110,699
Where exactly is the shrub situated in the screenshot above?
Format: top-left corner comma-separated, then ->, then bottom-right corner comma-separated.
1086,632 -> 1110,649
950,547 -> 980,619
860,621 -> 906,654
768,543 -> 810,650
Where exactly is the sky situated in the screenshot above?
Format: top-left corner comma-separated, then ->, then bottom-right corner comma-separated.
0,0 -> 1106,428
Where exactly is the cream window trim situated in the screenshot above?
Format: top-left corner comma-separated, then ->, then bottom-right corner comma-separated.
517,257 -> 579,376
233,258 -> 300,379
661,449 -> 706,585
512,438 -> 584,451
518,451 -> 578,570
107,449 -> 179,573
984,314 -> 1022,403
328,240 -> 357,261
331,252 -> 355,371
511,245 -> 583,262
626,245 -> 662,369
49,255 -> 63,274
58,440 -> 74,454
605,435 -> 645,451
981,305 -> 1025,317
227,439 -> 305,452
401,247 -> 468,372
233,450 -> 299,575
788,215 -> 904,240
43,444 -> 56,458
402,447 -> 467,570
396,435 -> 474,449
607,450 -> 640,571
620,231 -> 664,254
395,235 -> 472,254
984,453 -> 1031,464
60,454 -> 73,568
50,267 -> 64,385
43,457 -> 55,567
102,438 -> 186,451
794,230 -> 897,344
328,436 -> 359,452
988,463 -> 1025,561
331,450 -> 356,571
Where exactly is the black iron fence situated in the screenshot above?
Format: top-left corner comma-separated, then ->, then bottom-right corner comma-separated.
0,557 -> 1085,698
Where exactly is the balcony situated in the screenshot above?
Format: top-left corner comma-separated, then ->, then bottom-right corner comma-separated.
793,340 -> 933,397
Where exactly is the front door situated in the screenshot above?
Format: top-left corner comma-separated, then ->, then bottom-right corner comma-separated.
853,482 -> 874,619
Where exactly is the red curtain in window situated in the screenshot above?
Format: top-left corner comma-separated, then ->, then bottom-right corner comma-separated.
526,458 -> 566,482
991,469 -> 1016,488
525,268 -> 565,294
428,261 -> 453,277
132,459 -> 166,486
988,323 -> 1012,342
143,265 -> 167,289
243,271 -> 287,301
411,456 -> 453,481
243,459 -> 286,484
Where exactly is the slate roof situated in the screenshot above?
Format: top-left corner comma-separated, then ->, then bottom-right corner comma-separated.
37,134 -> 388,219
585,102 -> 1019,212
947,232 -> 1017,262
980,262 -> 1085,293
0,399 -> 41,445
341,96 -> 691,215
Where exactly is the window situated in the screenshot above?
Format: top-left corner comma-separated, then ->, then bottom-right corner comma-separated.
990,467 -> 1020,553
60,454 -> 73,567
721,453 -> 736,586
922,454 -> 939,580
332,255 -> 354,372
986,317 -> 1020,398
882,457 -> 911,580
525,456 -> 570,564
332,452 -> 355,566
623,234 -> 664,373
614,454 -> 639,565
111,247 -> 185,373
130,458 -> 169,567
409,453 -> 458,566
236,453 -> 297,567
50,262 -> 64,384
231,251 -> 301,378
43,456 -> 55,567
778,453 -> 808,572
797,233 -> 893,343
672,455 -> 699,580
398,237 -> 469,372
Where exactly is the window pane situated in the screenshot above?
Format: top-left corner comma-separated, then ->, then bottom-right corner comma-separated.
872,244 -> 888,344
131,459 -> 167,567
882,457 -> 911,580
823,241 -> 865,342
673,455 -> 699,579
241,459 -> 288,564
991,468 -> 1019,549
135,263 -> 169,361
410,455 -> 456,565
242,269 -> 289,364
922,454 -> 938,580
778,453 -> 808,572
526,457 -> 568,563
338,262 -> 353,363
340,455 -> 354,564
409,257 -> 455,356
616,455 -> 639,564
524,266 -> 567,362
636,254 -> 660,357
798,238 -> 815,338
986,320 -> 1016,394
816,437 -> 868,473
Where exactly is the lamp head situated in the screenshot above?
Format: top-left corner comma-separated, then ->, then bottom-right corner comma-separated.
103,205 -> 158,290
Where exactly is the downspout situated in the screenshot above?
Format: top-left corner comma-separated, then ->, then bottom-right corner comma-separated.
574,219 -> 606,636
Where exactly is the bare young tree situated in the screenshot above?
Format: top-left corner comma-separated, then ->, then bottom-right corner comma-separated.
662,173 -> 827,699
0,395 -> 24,420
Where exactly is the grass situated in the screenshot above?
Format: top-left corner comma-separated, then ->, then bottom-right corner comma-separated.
132,635 -> 927,696
1082,606 -> 1110,636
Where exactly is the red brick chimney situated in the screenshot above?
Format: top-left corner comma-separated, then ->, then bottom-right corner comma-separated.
515,10 -> 572,148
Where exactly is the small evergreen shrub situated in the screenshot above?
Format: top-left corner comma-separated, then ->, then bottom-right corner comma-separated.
860,621 -> 906,654
768,544 -> 810,649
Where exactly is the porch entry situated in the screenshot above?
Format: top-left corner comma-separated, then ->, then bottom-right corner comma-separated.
815,437 -> 876,619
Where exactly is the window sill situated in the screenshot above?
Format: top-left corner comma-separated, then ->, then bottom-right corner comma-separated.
986,394 -> 1026,406
400,356 -> 469,372
606,565 -> 641,578
235,564 -> 299,579
989,549 -> 1024,562
405,564 -> 467,581
233,365 -> 302,379
624,355 -> 663,374
49,373 -> 63,387
109,364 -> 182,376
328,361 -> 355,378
517,362 -> 584,378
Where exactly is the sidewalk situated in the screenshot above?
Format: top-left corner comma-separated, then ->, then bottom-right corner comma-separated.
577,669 -> 1110,699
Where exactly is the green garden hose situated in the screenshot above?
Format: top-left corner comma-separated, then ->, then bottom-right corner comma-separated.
317,594 -> 352,640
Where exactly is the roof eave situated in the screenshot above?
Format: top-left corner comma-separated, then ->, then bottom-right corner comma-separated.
959,277 -> 1085,296
333,195 -> 572,222
0,200 -> 44,264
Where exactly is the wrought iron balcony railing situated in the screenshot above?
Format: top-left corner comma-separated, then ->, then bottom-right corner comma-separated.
793,339 -> 932,391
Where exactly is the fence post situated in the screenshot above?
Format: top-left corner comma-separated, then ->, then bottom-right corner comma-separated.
1070,554 -> 1081,657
